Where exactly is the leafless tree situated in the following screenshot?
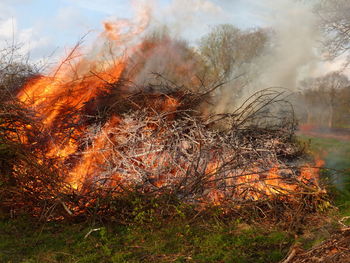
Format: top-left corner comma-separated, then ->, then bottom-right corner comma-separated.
299,72 -> 350,127
317,0 -> 350,59
199,24 -> 267,82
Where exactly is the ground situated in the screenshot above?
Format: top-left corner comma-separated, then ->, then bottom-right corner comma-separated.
284,134 -> 350,263
292,229 -> 350,263
0,217 -> 294,263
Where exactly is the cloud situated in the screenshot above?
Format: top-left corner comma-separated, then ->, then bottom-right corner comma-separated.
55,5 -> 96,34
0,1 -> 92,63
0,18 -> 15,39
0,15 -> 52,64
18,27 -> 51,53
64,0 -> 132,16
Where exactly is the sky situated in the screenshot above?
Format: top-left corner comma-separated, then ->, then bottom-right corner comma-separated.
0,0 -> 268,62
1,0 -> 348,77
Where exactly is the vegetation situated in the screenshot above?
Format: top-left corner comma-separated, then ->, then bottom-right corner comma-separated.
317,0 -> 350,59
297,72 -> 350,128
298,135 -> 350,207
0,213 -> 297,263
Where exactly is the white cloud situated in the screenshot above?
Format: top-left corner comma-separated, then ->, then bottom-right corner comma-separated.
65,0 -> 131,16
0,15 -> 52,64
312,54 -> 350,78
55,6 -> 93,33
0,18 -> 15,39
0,1 -> 85,63
0,2 -> 13,19
19,27 -> 50,52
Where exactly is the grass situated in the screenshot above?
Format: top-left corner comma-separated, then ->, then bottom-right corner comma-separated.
298,135 -> 350,222
0,216 -> 293,263
298,135 -> 350,170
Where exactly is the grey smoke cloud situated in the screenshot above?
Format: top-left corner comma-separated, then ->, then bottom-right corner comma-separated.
151,0 -> 321,92
254,0 -> 320,90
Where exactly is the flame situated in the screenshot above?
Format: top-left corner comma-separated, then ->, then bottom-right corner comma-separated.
68,96 -> 181,189
18,59 -> 125,126
17,57 -> 125,164
300,157 -> 325,182
233,158 -> 325,200
68,116 -> 122,189
16,13 -> 144,189
18,3 -> 150,128
15,9 -> 325,205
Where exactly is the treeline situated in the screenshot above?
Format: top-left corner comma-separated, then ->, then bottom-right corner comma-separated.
297,72 -> 350,128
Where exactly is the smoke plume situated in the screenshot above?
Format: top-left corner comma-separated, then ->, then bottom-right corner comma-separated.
253,0 -> 320,91
143,0 -> 323,112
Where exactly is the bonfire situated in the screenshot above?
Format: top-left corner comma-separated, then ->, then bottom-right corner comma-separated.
0,19 -> 327,221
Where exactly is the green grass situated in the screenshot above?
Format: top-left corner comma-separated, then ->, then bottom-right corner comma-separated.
298,135 -> 350,169
298,135 -> 350,215
0,217 -> 293,263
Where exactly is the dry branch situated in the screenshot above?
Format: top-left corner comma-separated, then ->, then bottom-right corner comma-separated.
0,69 -> 327,221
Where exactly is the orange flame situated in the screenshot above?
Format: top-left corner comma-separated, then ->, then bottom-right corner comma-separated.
15,10 -> 325,203
16,14 -> 144,186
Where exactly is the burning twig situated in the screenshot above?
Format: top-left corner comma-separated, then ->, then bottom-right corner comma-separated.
0,51 -> 327,221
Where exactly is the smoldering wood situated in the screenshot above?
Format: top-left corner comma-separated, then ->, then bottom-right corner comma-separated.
0,71 -> 327,221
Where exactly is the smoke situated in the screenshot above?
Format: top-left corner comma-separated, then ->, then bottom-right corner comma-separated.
102,1 -> 151,44
107,0 -> 323,93
197,0 -> 322,114
151,0 -> 321,92
131,37 -> 200,89
115,0 -> 324,116
34,0 -> 326,111
58,1 -> 152,81
248,0 -> 320,91
152,0 -> 225,41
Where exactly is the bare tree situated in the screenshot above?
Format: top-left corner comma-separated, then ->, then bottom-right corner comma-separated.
317,0 -> 350,59
299,72 -> 350,127
199,24 -> 267,82
198,24 -> 268,113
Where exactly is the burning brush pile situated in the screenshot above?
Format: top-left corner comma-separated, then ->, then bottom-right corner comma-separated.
0,23 -> 327,221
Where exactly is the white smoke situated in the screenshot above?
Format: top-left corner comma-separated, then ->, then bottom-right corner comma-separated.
250,0 -> 320,91
150,0 -> 322,93
152,0 -> 225,41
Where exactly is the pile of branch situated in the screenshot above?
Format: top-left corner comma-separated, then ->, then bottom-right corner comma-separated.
0,80 -> 327,221
50,88 -> 325,219
75,91 -> 315,197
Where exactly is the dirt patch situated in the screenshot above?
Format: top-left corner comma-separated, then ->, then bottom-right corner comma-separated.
284,230 -> 350,263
